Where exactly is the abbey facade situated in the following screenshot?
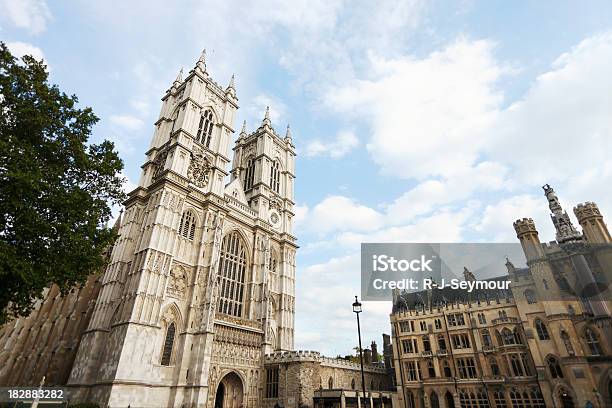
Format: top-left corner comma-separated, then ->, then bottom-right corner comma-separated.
0,51 -> 298,408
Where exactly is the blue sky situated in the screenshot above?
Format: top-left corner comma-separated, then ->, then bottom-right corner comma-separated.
3,0 -> 612,357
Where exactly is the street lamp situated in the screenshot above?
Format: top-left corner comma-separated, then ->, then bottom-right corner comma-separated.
353,296 -> 367,408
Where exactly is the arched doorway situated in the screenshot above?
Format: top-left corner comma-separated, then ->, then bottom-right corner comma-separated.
445,391 -> 455,408
430,391 -> 440,408
558,388 -> 575,408
214,372 -> 244,408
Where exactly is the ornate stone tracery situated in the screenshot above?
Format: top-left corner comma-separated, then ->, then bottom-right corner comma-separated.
187,146 -> 211,188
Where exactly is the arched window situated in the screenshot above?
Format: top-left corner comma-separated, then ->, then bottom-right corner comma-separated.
442,360 -> 451,377
269,160 -> 280,193
437,334 -> 446,351
524,289 -> 537,304
510,354 -> 524,376
481,329 -> 492,346
243,157 -> 255,190
328,377 -> 333,389
351,378 -> 355,390
267,255 -> 278,292
546,356 -> 563,379
196,109 -> 214,147
585,327 -> 601,355
493,391 -> 507,408
513,327 -> 523,344
534,319 -> 550,340
160,322 -> 176,366
489,357 -> 500,376
502,328 -> 515,345
370,379 -> 374,390
179,210 -> 197,240
430,392 -> 440,408
217,232 -> 247,317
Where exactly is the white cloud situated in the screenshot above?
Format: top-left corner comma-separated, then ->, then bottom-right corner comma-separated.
109,115 -> 144,131
475,195 -> 549,242
305,130 -> 358,159
305,195 -> 384,234
0,0 -> 51,34
5,41 -> 45,62
247,94 -> 287,129
326,38 -> 504,179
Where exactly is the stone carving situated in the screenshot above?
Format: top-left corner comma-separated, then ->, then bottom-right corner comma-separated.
187,146 -> 211,188
152,146 -> 169,180
167,266 -> 187,299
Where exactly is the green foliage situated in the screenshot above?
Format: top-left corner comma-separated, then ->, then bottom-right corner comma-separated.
0,42 -> 126,324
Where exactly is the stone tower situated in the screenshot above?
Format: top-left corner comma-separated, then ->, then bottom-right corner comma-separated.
66,51 -> 298,408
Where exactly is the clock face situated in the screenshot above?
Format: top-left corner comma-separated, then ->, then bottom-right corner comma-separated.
270,210 -> 280,227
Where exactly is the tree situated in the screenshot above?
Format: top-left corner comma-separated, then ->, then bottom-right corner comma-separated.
0,42 -> 126,324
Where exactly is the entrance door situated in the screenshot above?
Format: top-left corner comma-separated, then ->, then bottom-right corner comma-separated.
214,372 -> 244,408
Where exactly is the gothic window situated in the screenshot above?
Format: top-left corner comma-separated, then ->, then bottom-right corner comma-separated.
524,289 -> 537,304
437,334 -> 446,351
561,330 -> 574,355
585,327 -> 601,355
178,210 -> 197,240
427,360 -> 435,378
370,379 -> 374,390
269,160 -> 280,193
510,354 -> 524,376
534,319 -> 550,340
546,356 -> 563,378
243,157 -> 255,190
328,377 -> 333,389
217,232 -> 247,317
268,255 -> 278,292
197,109 -> 214,147
457,357 -> 477,379
478,312 -> 487,324
489,357 -> 500,376
513,327 -> 523,344
430,392 -> 440,408
502,328 -> 515,345
405,361 -> 420,381
434,319 -> 442,329
160,322 -> 176,366
422,336 -> 431,351
265,366 -> 279,398
493,391 -> 507,408
351,378 -> 355,389
530,389 -> 546,408
482,329 -> 492,346
442,360 -> 452,377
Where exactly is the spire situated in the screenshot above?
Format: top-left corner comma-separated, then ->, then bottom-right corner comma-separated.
196,49 -> 207,75
226,74 -> 236,97
262,106 -> 271,126
240,120 -> 247,136
542,184 -> 581,243
112,209 -> 123,233
285,124 -> 292,139
172,67 -> 183,89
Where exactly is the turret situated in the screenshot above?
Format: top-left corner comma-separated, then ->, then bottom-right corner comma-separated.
574,202 -> 612,244
513,218 -> 544,261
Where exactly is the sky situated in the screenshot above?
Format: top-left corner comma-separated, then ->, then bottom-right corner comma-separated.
2,0 -> 612,357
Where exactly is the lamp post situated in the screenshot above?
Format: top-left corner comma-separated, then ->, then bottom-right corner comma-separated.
353,296 -> 368,408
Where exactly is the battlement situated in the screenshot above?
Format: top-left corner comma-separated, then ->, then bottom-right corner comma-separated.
513,218 -> 537,235
264,351 -> 386,373
574,201 -> 602,221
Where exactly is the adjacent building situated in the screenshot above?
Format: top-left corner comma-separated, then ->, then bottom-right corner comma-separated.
390,186 -> 612,408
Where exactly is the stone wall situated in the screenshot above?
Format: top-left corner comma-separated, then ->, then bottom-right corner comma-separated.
264,351 -> 393,408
